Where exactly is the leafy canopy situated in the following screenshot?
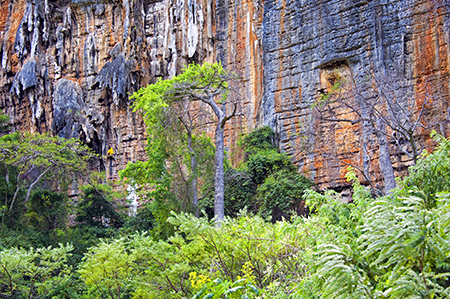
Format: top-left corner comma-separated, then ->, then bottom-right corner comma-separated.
0,132 -> 93,211
131,62 -> 230,114
0,244 -> 73,299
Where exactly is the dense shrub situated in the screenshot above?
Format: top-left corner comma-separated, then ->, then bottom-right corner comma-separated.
4,132 -> 450,298
25,190 -> 68,231
200,126 -> 313,219
0,244 -> 73,299
299,167 -> 450,298
78,212 -> 309,299
4,127 -> 450,298
246,149 -> 296,185
239,125 -> 276,153
223,169 -> 258,216
122,203 -> 155,233
255,170 -> 314,221
75,185 -> 125,228
399,131 -> 450,208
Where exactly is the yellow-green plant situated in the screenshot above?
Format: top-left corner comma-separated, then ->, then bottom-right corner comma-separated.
78,237 -> 136,299
0,244 -> 73,298
190,262 -> 260,299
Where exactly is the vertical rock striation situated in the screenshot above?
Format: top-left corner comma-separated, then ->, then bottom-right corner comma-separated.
0,0 -> 449,190
260,0 -> 450,192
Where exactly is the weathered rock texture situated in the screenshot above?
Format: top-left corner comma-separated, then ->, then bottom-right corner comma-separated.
0,0 -> 449,192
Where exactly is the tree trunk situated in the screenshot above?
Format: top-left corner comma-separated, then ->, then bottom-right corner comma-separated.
214,121 -> 225,223
186,131 -> 199,217
375,118 -> 396,194
191,163 -> 198,217
203,96 -> 228,224
358,93 -> 375,191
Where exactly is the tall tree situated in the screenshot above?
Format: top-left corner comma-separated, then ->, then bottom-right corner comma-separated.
129,62 -> 237,223
121,84 -> 215,219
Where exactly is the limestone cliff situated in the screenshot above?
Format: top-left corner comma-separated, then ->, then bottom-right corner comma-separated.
0,0 -> 449,192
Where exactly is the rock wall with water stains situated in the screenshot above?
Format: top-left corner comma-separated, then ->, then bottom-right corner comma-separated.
259,0 -> 450,193
0,0 -> 449,192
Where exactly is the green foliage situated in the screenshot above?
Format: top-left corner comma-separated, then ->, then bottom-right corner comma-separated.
167,212 -> 309,296
4,119 -> 450,299
78,237 -> 135,299
201,168 -> 258,219
0,244 -> 73,298
58,225 -> 119,266
358,193 -> 450,298
8,133 -> 450,298
0,164 -> 23,226
299,150 -> 450,298
130,62 -> 231,113
121,161 -> 179,238
122,204 -> 154,233
255,170 -> 314,221
223,169 -> 258,216
0,208 -> 117,269
0,110 -> 10,132
191,271 -> 260,299
0,133 -> 92,183
45,275 -> 86,299
246,150 -> 296,185
200,126 -> 313,219
25,190 -> 68,231
238,126 -> 276,153
121,63 -> 224,234
0,132 -> 93,213
75,185 -> 125,228
78,212 -> 310,298
399,131 -> 450,208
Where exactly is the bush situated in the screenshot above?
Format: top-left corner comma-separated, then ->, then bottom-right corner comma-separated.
58,225 -> 119,266
255,170 -> 314,221
25,190 -> 68,231
75,185 -> 125,228
399,131 -> 450,208
0,244 -> 73,298
300,161 -> 450,298
199,126 -> 314,220
78,212 -> 311,298
246,150 -> 296,185
75,134 -> 450,298
122,203 -> 155,233
239,126 -> 276,153
223,169 -> 258,217
78,237 -> 135,299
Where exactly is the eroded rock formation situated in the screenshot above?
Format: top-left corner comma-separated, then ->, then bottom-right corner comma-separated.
0,0 -> 449,193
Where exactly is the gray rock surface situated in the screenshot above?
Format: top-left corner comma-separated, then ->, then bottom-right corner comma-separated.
52,79 -> 83,139
0,0 -> 449,189
11,58 -> 37,97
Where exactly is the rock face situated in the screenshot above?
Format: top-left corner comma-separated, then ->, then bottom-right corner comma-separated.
0,0 -> 449,192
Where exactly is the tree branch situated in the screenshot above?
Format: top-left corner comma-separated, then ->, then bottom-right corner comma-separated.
22,166 -> 52,206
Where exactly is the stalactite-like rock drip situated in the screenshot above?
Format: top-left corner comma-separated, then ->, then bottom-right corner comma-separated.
0,0 -> 449,190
